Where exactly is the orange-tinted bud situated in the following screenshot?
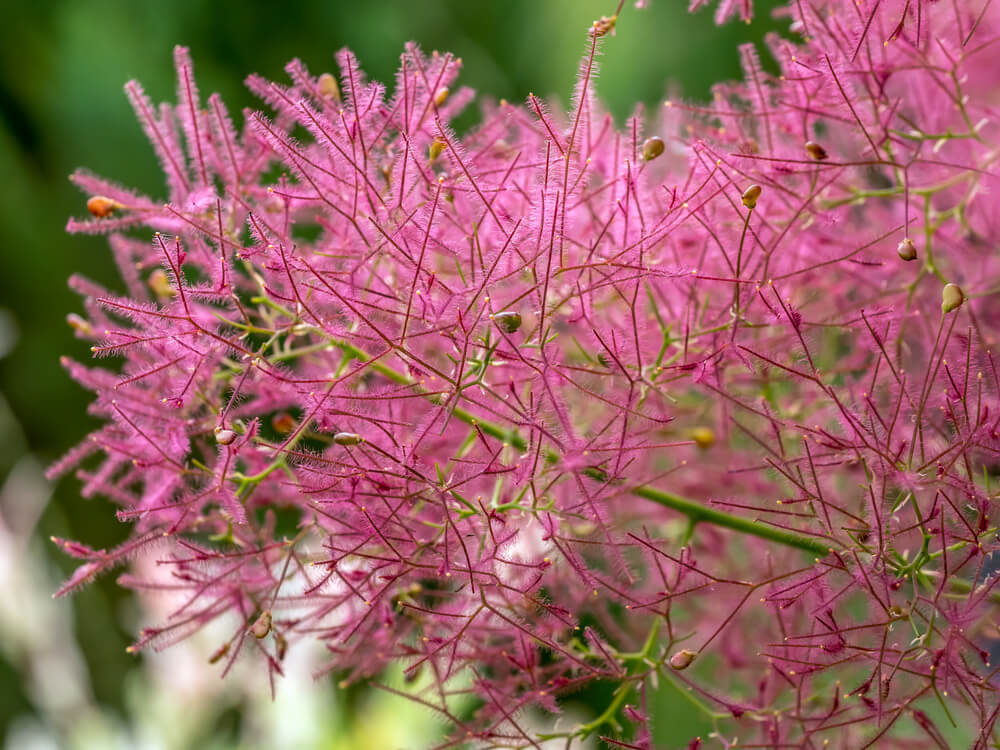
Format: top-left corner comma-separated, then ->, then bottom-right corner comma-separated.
87,196 -> 122,218
805,141 -> 828,161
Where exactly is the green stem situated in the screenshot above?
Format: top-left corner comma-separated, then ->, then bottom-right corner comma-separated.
331,339 -> 833,557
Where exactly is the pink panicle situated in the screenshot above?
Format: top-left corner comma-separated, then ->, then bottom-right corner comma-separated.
58,1 -> 1000,746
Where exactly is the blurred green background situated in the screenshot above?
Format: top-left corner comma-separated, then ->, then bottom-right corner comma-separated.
0,1 -> 782,747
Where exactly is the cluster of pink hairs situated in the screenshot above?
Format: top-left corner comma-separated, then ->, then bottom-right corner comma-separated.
54,0 -> 1000,746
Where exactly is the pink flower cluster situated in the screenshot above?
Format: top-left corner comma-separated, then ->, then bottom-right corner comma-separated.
57,0 -> 1000,746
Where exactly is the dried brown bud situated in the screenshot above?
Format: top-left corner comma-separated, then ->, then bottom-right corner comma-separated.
941,283 -> 965,313
741,184 -> 762,209
670,648 -> 697,670
887,605 -> 908,621
492,311 -> 522,334
591,15 -> 617,37
334,431 -> 363,446
317,72 -> 340,101
250,610 -> 272,639
87,196 -> 122,218
805,141 -> 828,161
896,237 -> 917,262
271,412 -> 296,434
208,642 -> 230,664
642,136 -> 665,161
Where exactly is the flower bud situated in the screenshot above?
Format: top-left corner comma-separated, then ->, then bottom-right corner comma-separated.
250,610 -> 272,639
148,269 -> 175,299
334,431 -> 363,446
66,313 -> 93,336
429,136 -> 446,162
214,427 -> 237,445
493,311 -> 522,334
642,136 -> 665,161
434,87 -> 450,107
670,648 -> 697,670
741,184 -> 762,209
805,141 -> 828,161
691,427 -> 715,450
896,237 -> 917,262
86,196 -> 122,218
941,283 -> 964,314
317,72 -> 340,101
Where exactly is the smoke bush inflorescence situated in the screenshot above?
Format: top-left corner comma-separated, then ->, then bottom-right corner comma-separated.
56,1 -> 1000,746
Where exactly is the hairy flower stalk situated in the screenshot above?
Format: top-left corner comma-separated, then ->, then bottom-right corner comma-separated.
56,1 -> 1000,746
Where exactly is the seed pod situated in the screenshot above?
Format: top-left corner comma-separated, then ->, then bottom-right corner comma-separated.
434,87 -> 450,107
317,72 -> 340,101
493,311 -> 522,334
214,427 -> 237,445
896,237 -> 917,262
670,648 -> 697,670
691,427 -> 715,450
86,196 -> 121,218
941,283 -> 965,313
275,632 -> 288,661
429,136 -> 446,162
334,431 -> 363,446
642,136 -> 665,161
250,610 -> 272,639
741,184 -> 762,209
805,141 -> 828,161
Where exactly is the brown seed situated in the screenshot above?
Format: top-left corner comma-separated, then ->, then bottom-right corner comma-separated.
896,238 -> 917,262
741,184 -> 762,209
642,136 -> 665,161
805,141 -> 828,161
